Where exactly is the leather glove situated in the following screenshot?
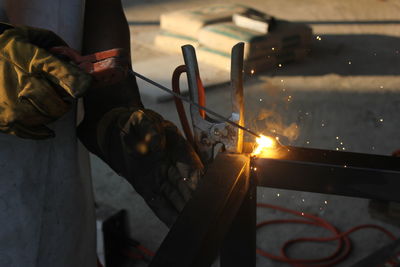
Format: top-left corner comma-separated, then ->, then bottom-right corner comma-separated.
0,23 -> 92,139
120,109 -> 204,227
78,105 -> 204,227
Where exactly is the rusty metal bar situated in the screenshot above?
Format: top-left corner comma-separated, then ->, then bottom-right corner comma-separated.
149,153 -> 251,267
255,146 -> 400,202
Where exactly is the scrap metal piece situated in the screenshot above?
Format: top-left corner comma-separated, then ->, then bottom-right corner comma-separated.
254,146 -> 400,202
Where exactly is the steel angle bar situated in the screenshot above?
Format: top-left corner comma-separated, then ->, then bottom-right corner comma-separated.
220,164 -> 256,267
254,146 -> 400,202
149,153 -> 251,267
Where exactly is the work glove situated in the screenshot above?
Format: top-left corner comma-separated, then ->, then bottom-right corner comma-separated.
0,23 -> 92,139
78,81 -> 204,226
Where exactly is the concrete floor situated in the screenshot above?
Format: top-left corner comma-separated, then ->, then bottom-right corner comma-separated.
92,0 -> 400,266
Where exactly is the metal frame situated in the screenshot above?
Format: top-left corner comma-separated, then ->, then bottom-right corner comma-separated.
149,147 -> 400,267
149,153 -> 253,267
255,146 -> 400,202
148,41 -> 400,267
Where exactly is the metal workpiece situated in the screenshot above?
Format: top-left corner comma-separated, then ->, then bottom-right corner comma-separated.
221,154 -> 256,267
230,42 -> 245,154
149,153 -> 253,267
254,146 -> 400,202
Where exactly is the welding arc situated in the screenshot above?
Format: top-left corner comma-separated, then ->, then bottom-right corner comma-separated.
131,70 -> 260,138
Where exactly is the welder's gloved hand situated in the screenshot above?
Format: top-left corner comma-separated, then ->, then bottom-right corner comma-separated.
138,116 -> 203,227
79,107 -> 204,227
0,23 -> 92,139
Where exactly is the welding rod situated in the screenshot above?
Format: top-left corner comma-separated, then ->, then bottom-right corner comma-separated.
131,70 -> 261,138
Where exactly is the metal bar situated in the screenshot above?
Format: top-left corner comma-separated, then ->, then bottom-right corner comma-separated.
230,42 -> 245,153
220,159 -> 256,267
149,153 -> 250,267
255,146 -> 400,202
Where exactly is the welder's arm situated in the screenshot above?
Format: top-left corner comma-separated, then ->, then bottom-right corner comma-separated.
78,0 -> 203,227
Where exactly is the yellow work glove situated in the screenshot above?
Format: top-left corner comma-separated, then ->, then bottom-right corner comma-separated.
0,23 -> 92,139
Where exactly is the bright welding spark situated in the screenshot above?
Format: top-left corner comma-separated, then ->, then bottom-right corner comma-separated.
252,135 -> 277,158
272,47 -> 275,51
380,85 -> 384,89
324,200 -> 328,204
278,63 -> 283,67
277,193 -> 280,197
316,36 -> 322,41
379,118 -> 384,122
348,61 -> 352,65
336,136 -> 339,140
251,69 -> 255,74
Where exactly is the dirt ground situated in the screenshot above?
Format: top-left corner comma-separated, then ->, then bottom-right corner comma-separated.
92,0 -> 400,266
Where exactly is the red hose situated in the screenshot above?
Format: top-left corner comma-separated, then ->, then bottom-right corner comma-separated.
172,65 -> 195,148
256,203 -> 396,266
171,65 -> 206,151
